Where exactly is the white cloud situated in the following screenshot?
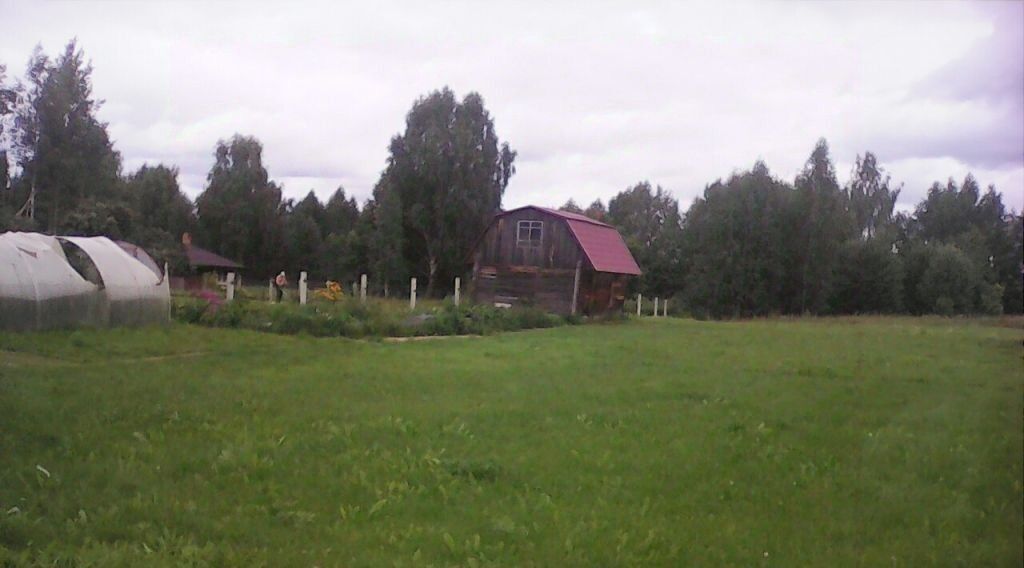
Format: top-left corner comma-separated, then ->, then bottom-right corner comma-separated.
886,157 -> 1024,211
1,0 -> 1020,213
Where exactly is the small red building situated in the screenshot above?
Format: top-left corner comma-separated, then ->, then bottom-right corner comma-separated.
470,206 -> 641,315
172,237 -> 243,290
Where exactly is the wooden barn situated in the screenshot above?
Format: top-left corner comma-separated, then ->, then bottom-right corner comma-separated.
469,206 -> 641,315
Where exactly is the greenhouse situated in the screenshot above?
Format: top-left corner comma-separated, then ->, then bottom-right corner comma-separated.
0,232 -> 170,331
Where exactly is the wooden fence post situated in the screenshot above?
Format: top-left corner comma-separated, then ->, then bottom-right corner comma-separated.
664,299 -> 668,317
299,271 -> 308,305
360,274 -> 367,303
637,293 -> 642,316
268,279 -> 274,302
226,272 -> 235,301
571,260 -> 582,315
410,277 -> 417,310
653,297 -> 659,317
454,277 -> 461,306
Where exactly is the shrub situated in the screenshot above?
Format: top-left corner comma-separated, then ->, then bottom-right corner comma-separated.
934,296 -> 955,317
832,239 -> 904,314
173,296 -> 588,339
267,305 -> 317,335
978,283 -> 1005,316
422,304 -> 469,336
916,244 -> 980,314
172,296 -> 210,324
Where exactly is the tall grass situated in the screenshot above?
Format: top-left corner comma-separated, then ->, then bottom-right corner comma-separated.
1,318 -> 1020,565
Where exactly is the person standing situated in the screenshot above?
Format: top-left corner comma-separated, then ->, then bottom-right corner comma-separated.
274,271 -> 287,302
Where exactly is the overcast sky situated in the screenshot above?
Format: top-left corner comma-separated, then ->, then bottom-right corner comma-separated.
2,0 -> 1022,213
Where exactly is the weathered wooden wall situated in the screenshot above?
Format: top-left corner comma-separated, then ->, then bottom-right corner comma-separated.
471,209 -> 580,314
470,208 -> 629,315
577,271 -> 630,314
473,208 -> 584,271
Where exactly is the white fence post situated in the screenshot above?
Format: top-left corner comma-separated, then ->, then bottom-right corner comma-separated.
454,277 -> 461,306
165,263 -> 172,319
226,272 -> 235,302
268,279 -> 274,302
410,277 -> 417,310
663,299 -> 669,317
299,271 -> 308,305
653,297 -> 659,317
360,274 -> 367,303
637,293 -> 642,316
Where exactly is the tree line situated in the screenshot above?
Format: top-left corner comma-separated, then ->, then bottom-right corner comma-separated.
2,41 -> 1021,316
568,144 -> 1022,317
0,41 -> 515,298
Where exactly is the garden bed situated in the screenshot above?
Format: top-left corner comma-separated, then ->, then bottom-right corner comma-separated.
172,294 -> 583,338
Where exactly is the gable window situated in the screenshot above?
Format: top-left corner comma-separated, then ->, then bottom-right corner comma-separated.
516,220 -> 543,248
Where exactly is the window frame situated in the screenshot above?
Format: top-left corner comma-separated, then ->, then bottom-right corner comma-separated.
516,220 -> 543,248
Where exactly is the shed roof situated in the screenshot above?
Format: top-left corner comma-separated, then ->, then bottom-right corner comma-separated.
497,206 -> 642,275
186,245 -> 243,269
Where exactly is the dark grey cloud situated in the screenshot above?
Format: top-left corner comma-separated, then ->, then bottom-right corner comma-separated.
916,2 -> 1023,105
885,1 -> 1024,168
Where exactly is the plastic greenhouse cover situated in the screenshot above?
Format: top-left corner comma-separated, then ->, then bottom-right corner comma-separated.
61,236 -> 170,327
115,240 -> 162,278
0,232 -> 170,331
0,232 -> 104,331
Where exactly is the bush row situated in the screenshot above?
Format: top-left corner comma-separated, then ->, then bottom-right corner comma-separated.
172,295 -> 581,338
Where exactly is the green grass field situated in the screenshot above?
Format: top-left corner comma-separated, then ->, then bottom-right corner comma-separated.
1,318 -> 1021,566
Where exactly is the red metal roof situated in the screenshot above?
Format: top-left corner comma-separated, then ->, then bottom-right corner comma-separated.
563,218 -> 642,275
498,206 -> 642,275
185,245 -> 243,269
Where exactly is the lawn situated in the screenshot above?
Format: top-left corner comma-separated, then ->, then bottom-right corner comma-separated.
0,317 -> 1021,566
